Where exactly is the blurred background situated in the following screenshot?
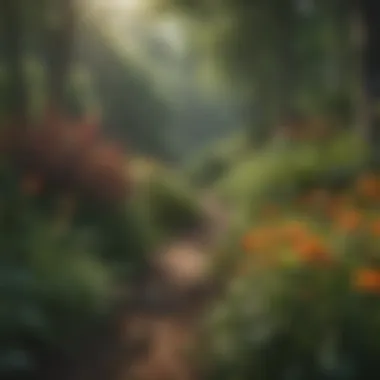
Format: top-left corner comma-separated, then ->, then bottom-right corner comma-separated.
2,1 -> 380,380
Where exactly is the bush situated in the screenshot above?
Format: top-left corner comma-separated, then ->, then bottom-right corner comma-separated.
214,131 -> 368,221
0,171 -> 113,379
201,170 -> 380,380
186,133 -> 249,187
133,165 -> 205,241
0,147 -> 152,378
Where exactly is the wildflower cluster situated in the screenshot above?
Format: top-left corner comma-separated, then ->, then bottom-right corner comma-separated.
201,172 -> 380,380
240,172 -> 380,293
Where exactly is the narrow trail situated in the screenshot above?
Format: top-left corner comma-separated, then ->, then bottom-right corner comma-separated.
64,192 -> 230,380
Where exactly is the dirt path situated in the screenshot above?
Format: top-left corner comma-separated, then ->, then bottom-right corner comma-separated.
63,193 -> 229,380
118,243 -> 213,380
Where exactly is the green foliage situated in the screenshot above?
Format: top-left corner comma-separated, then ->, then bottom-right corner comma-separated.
195,125 -> 380,380
148,179 -> 202,235
185,133 -> 249,186
199,272 -> 285,380
201,175 -> 380,380
23,57 -> 47,120
2,9 -> 172,157
134,166 -> 205,241
77,200 -> 153,279
0,170 -> 113,378
0,55 -> 97,122
214,132 -> 368,220
157,0 -> 357,143
200,267 -> 352,380
0,155 -> 156,378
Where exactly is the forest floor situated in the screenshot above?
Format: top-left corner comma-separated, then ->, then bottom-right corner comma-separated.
63,192 -> 229,380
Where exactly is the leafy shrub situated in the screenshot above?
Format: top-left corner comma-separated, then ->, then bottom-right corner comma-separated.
2,108 -> 155,264
134,165 -> 205,241
0,123 -> 152,379
2,110 -> 130,204
215,131 -> 368,221
77,199 -> 153,279
0,168 -> 113,379
202,171 -> 380,380
186,133 -> 249,187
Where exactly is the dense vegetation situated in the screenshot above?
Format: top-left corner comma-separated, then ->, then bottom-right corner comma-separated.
0,2 -> 205,379
3,1 -> 380,380
202,160 -> 380,380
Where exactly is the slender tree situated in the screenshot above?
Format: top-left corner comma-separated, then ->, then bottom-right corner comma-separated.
359,0 -> 380,165
44,0 -> 75,113
1,0 -> 27,124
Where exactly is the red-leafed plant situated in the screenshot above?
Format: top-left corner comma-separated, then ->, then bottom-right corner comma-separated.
1,108 -> 130,204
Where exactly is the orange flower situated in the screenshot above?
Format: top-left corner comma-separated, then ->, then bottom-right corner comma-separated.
353,268 -> 380,292
282,221 -> 309,244
20,174 -> 43,196
370,219 -> 380,237
294,236 -> 332,265
334,209 -> 362,232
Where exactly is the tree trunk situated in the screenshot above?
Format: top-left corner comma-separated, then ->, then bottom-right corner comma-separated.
247,69 -> 273,145
329,1 -> 353,126
351,7 -> 369,137
1,0 -> 27,124
44,0 -> 75,113
359,0 -> 380,166
275,2 -> 297,126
